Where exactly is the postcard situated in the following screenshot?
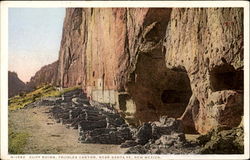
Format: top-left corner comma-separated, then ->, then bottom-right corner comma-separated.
1,1 -> 249,160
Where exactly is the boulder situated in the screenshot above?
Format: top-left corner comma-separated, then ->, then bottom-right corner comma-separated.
152,118 -> 183,139
157,133 -> 186,147
79,120 -> 107,131
198,126 -> 244,154
135,122 -> 152,145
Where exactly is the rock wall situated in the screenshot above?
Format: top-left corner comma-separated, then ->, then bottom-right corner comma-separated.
57,9 -> 86,87
56,8 -> 243,134
28,60 -> 59,88
165,8 -> 243,133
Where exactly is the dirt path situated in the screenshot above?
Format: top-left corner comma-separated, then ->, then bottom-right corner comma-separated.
9,106 -> 127,154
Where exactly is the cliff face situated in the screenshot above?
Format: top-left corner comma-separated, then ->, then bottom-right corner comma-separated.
165,8 -> 243,133
57,9 -> 86,87
28,60 -> 59,88
8,71 -> 28,97
57,8 -> 192,125
56,8 -> 243,134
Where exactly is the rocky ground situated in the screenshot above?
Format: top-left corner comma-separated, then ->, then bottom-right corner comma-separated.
12,89 -> 244,154
123,121 -> 244,154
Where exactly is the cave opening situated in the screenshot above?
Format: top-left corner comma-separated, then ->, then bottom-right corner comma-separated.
158,70 -> 192,119
161,88 -> 192,104
161,90 -> 182,103
209,64 -> 243,92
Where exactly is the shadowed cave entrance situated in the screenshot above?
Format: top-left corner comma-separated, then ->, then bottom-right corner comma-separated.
161,89 -> 191,104
209,64 -> 243,91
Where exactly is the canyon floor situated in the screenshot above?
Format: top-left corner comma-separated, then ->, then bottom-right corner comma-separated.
9,105 -> 200,154
9,106 -> 127,154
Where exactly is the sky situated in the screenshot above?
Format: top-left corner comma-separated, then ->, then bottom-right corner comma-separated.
8,8 -> 65,82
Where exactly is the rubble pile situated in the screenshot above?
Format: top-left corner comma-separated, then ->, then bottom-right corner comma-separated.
122,116 -> 200,154
48,89 -> 133,144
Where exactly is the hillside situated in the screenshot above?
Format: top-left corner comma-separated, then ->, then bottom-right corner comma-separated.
8,71 -> 29,97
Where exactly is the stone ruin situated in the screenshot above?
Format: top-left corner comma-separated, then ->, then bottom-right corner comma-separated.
48,89 -> 133,144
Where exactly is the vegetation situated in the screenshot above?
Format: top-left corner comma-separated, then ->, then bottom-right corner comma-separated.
8,85 -> 80,111
9,127 -> 29,154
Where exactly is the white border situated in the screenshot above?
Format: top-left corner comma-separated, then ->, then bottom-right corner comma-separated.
1,1 -> 9,160
1,1 -> 249,160
1,1 -> 250,8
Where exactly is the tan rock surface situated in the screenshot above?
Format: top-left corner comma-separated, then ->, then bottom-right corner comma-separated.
165,8 -> 243,133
